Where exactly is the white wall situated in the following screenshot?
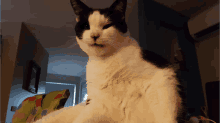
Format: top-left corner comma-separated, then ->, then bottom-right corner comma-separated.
47,54 -> 88,77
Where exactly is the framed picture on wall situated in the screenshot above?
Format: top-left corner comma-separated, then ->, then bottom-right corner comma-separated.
22,60 -> 41,94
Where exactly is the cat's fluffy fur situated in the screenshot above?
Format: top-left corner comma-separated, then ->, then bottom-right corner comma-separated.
34,0 -> 183,123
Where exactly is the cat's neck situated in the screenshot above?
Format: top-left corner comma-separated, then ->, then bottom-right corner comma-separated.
86,37 -> 145,87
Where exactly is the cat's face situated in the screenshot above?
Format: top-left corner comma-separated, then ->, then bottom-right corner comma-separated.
70,0 -> 128,57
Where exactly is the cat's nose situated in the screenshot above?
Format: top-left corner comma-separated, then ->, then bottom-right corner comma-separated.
91,35 -> 100,41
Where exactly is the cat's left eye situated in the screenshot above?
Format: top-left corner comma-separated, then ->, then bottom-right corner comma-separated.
103,23 -> 113,29
85,24 -> 89,28
83,22 -> 90,29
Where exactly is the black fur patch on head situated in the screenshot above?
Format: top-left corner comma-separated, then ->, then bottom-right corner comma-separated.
70,0 -> 91,16
99,8 -> 128,33
71,0 -> 93,39
75,10 -> 93,39
99,0 -> 128,33
71,0 -> 128,39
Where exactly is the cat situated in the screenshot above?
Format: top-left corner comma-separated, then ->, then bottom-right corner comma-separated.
34,0 -> 184,123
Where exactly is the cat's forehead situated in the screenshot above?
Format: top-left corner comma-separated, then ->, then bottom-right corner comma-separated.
88,10 -> 109,25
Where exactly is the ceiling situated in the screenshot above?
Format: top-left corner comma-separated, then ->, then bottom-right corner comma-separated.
154,0 -> 219,18
2,0 -> 219,51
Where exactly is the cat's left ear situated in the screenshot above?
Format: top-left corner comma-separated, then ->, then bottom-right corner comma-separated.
70,0 -> 91,21
109,0 -> 127,19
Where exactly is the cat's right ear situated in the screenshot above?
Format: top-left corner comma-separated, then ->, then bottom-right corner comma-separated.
109,0 -> 127,20
70,0 -> 90,20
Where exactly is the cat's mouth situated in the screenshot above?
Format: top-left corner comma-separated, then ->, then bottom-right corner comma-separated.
91,43 -> 105,47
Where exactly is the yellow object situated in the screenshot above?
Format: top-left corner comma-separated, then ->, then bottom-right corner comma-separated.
12,89 -> 70,123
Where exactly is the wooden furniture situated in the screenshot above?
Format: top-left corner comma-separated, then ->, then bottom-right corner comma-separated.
206,81 -> 219,123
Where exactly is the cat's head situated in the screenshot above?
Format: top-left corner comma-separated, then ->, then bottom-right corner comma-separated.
70,0 -> 129,58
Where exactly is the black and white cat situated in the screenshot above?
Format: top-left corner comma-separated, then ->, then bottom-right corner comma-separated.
34,0 -> 184,123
